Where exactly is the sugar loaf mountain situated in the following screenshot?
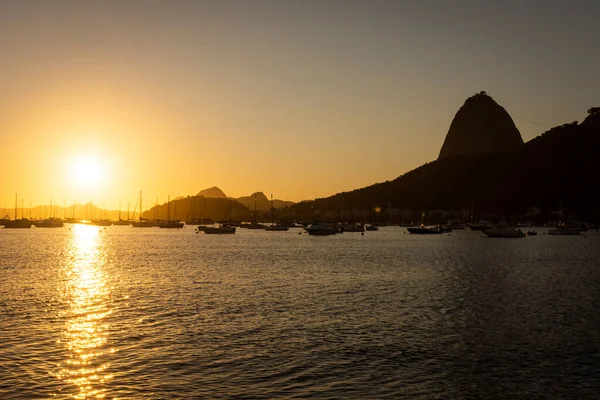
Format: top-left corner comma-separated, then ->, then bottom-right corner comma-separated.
290,92 -> 600,222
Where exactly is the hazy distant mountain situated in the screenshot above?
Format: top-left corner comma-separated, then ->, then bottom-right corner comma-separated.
142,196 -> 249,222
193,187 -> 293,211
438,91 -> 524,159
196,186 -> 228,198
236,192 -> 294,212
289,98 -> 600,222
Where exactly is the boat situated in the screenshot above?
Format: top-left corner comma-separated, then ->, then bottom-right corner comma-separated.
158,195 -> 184,228
33,196 -> 64,228
407,225 -> 443,234
305,222 -> 338,236
132,191 -> 154,228
245,194 -> 265,229
244,221 -> 265,229
265,194 -> 289,231
365,224 -> 379,231
548,203 -> 584,235
340,223 -> 364,233
88,219 -> 112,226
113,201 -> 132,226
201,224 -> 236,234
33,217 -> 64,228
3,195 -> 33,229
482,223 -> 525,238
467,220 -> 494,231
265,224 -> 289,231
548,224 -> 583,235
447,220 -> 466,230
158,220 -> 184,229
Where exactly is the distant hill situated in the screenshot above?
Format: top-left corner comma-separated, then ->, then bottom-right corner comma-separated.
289,100 -> 600,223
196,186 -> 228,198
142,196 -> 249,222
193,187 -> 294,212
236,192 -> 294,212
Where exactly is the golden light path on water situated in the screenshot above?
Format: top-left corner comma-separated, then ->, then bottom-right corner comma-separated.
55,224 -> 114,399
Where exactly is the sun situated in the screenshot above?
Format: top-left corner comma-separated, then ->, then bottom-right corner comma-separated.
69,155 -> 105,187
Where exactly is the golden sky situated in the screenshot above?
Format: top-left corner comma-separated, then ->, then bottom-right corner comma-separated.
1,1 -> 598,210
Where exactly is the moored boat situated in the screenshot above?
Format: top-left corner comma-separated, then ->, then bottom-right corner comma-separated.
264,194 -> 289,231
3,218 -> 33,229
132,191 -> 154,228
305,222 -> 338,236
340,223 -> 364,233
482,223 -> 525,238
548,224 -> 583,235
33,218 -> 64,228
3,195 -> 33,228
158,220 -> 184,229
201,224 -> 236,234
407,225 -> 442,234
265,224 -> 289,231
468,220 -> 494,231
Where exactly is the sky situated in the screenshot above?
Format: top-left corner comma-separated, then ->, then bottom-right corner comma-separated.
1,0 -> 598,210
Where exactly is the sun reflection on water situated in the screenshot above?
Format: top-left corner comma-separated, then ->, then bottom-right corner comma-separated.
56,224 -> 113,399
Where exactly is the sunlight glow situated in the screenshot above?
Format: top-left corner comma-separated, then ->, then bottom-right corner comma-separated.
69,155 -> 106,188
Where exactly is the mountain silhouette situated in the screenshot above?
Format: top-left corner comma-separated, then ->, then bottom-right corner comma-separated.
196,186 -> 228,198
289,100 -> 600,223
438,91 -> 524,159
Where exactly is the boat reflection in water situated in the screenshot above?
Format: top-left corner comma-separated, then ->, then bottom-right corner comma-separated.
55,224 -> 113,399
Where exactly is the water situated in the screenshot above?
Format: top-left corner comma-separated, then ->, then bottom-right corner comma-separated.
1,225 -> 599,399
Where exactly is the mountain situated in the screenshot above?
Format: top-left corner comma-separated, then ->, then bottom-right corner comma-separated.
142,196 -> 249,222
289,102 -> 600,223
236,192 -> 294,212
438,91 -> 524,159
196,186 -> 228,198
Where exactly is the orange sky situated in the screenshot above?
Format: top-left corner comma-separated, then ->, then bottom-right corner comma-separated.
1,1 -> 598,210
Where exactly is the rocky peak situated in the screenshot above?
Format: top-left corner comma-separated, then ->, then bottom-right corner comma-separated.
196,186 -> 227,198
438,91 -> 524,159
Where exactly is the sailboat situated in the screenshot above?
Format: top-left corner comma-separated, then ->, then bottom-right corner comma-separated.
548,201 -> 583,235
113,200 -> 132,226
3,194 -> 33,229
247,194 -> 264,229
265,194 -> 288,231
158,195 -> 184,228
33,196 -> 64,228
132,191 -> 154,227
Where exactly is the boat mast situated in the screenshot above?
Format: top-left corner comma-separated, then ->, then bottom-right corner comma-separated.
15,194 -> 17,220
139,191 -> 142,222
167,195 -> 170,222
271,194 -> 274,225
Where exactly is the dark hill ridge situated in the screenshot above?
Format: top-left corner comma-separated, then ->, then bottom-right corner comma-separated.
438,91 -> 523,159
289,105 -> 600,222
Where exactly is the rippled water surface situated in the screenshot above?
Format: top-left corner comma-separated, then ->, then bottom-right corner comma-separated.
1,225 -> 600,399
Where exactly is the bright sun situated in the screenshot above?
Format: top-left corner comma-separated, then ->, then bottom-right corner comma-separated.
70,155 -> 105,187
